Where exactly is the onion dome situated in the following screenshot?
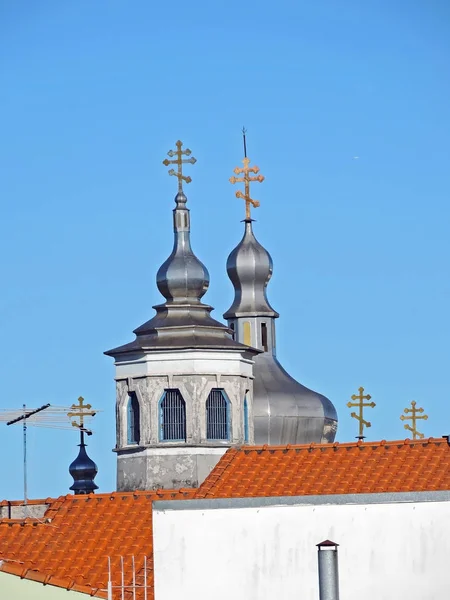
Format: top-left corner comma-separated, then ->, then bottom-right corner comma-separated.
69,431 -> 98,495
156,191 -> 210,304
224,219 -> 278,319
224,219 -> 338,445
106,141 -> 258,358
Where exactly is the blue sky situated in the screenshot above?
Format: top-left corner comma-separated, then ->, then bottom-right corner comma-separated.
1,1 -> 449,499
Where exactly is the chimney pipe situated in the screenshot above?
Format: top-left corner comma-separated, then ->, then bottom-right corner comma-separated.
317,540 -> 340,600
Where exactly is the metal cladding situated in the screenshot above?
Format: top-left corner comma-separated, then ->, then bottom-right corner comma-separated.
106,192 -> 257,357
224,219 -> 278,319
253,353 -> 337,444
156,191 -> 210,304
224,219 -> 338,444
69,433 -> 99,495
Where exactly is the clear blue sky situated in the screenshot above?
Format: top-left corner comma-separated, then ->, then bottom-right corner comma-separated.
1,1 -> 449,499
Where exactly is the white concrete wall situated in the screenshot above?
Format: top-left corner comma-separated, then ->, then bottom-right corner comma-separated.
153,496 -> 450,600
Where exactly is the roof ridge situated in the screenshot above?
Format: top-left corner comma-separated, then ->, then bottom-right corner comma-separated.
0,488 -> 193,505
225,437 -> 445,452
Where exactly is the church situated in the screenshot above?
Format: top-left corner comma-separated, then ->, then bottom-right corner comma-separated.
104,139 -> 338,491
0,141 -> 448,600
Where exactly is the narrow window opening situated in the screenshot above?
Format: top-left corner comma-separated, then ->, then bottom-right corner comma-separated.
230,322 -> 235,340
243,321 -> 251,346
243,395 -> 249,444
261,322 -> 268,352
206,389 -> 229,440
160,389 -> 186,441
127,393 -> 140,445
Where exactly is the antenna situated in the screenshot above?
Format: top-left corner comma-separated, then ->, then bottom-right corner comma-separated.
6,404 -> 50,512
1,401 -> 101,508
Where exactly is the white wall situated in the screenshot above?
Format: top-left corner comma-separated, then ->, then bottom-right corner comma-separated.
153,496 -> 450,600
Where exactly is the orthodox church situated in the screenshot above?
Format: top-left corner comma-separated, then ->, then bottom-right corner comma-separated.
0,140 -> 448,600
105,140 -> 338,491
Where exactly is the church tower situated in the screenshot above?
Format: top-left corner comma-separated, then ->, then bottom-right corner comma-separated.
106,141 -> 258,491
224,140 -> 338,444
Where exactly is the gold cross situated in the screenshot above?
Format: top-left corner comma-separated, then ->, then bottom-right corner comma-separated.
162,140 -> 197,192
400,401 -> 428,439
67,396 -> 96,430
230,156 -> 265,220
347,386 -> 376,439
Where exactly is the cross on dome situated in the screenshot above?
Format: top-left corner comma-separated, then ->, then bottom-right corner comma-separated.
229,130 -> 265,220
163,140 -> 197,192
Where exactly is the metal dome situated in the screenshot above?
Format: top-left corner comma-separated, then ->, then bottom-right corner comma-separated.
224,219 -> 278,319
157,191 -> 210,304
69,432 -> 98,495
224,219 -> 338,445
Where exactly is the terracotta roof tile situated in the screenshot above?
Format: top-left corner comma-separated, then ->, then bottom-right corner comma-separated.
1,438 -> 449,598
196,437 -> 450,498
0,489 -> 194,599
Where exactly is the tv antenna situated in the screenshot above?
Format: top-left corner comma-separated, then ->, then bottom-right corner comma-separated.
1,399 -> 100,514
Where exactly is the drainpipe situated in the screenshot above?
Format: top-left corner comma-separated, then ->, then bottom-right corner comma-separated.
317,540 -> 340,600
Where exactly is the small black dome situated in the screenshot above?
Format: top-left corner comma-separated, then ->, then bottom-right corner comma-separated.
69,437 -> 98,495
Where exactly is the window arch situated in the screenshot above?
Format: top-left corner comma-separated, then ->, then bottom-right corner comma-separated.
159,389 -> 186,441
243,395 -> 249,443
206,389 -> 230,441
127,392 -> 140,445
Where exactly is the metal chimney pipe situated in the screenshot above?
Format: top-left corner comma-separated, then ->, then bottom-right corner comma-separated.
317,540 -> 340,600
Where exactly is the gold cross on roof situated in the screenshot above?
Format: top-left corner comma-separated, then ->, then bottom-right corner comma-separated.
67,396 -> 96,430
347,386 -> 376,439
400,401 -> 428,439
163,140 -> 197,192
230,155 -> 265,220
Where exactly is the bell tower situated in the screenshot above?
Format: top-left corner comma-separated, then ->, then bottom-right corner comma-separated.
225,135 -> 338,444
106,141 -> 258,491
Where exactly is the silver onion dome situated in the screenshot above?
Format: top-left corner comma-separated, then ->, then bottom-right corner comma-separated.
224,219 -> 278,319
224,219 -> 338,444
157,191 -> 209,304
106,192 -> 259,356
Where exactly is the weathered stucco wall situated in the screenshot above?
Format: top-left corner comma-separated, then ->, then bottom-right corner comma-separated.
117,446 -> 227,490
114,348 -> 254,491
153,494 -> 450,600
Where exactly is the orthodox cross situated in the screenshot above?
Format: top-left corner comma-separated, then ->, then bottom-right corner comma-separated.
230,128 -> 265,220
400,401 -> 428,439
67,396 -> 97,433
347,386 -> 376,440
163,140 -> 197,192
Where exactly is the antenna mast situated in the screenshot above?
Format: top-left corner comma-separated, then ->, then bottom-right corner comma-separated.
7,403 -> 50,511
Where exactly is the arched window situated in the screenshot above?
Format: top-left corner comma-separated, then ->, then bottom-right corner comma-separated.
127,393 -> 140,445
243,395 -> 249,443
160,389 -> 186,441
206,389 -> 229,440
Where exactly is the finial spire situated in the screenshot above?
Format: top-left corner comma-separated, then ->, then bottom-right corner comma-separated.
347,386 -> 376,440
230,129 -> 265,220
400,401 -> 428,439
163,140 -> 197,193
68,396 -> 98,495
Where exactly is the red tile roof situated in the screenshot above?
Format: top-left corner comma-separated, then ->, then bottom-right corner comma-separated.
1,438 -> 449,598
196,437 -> 450,498
0,489 -> 194,599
